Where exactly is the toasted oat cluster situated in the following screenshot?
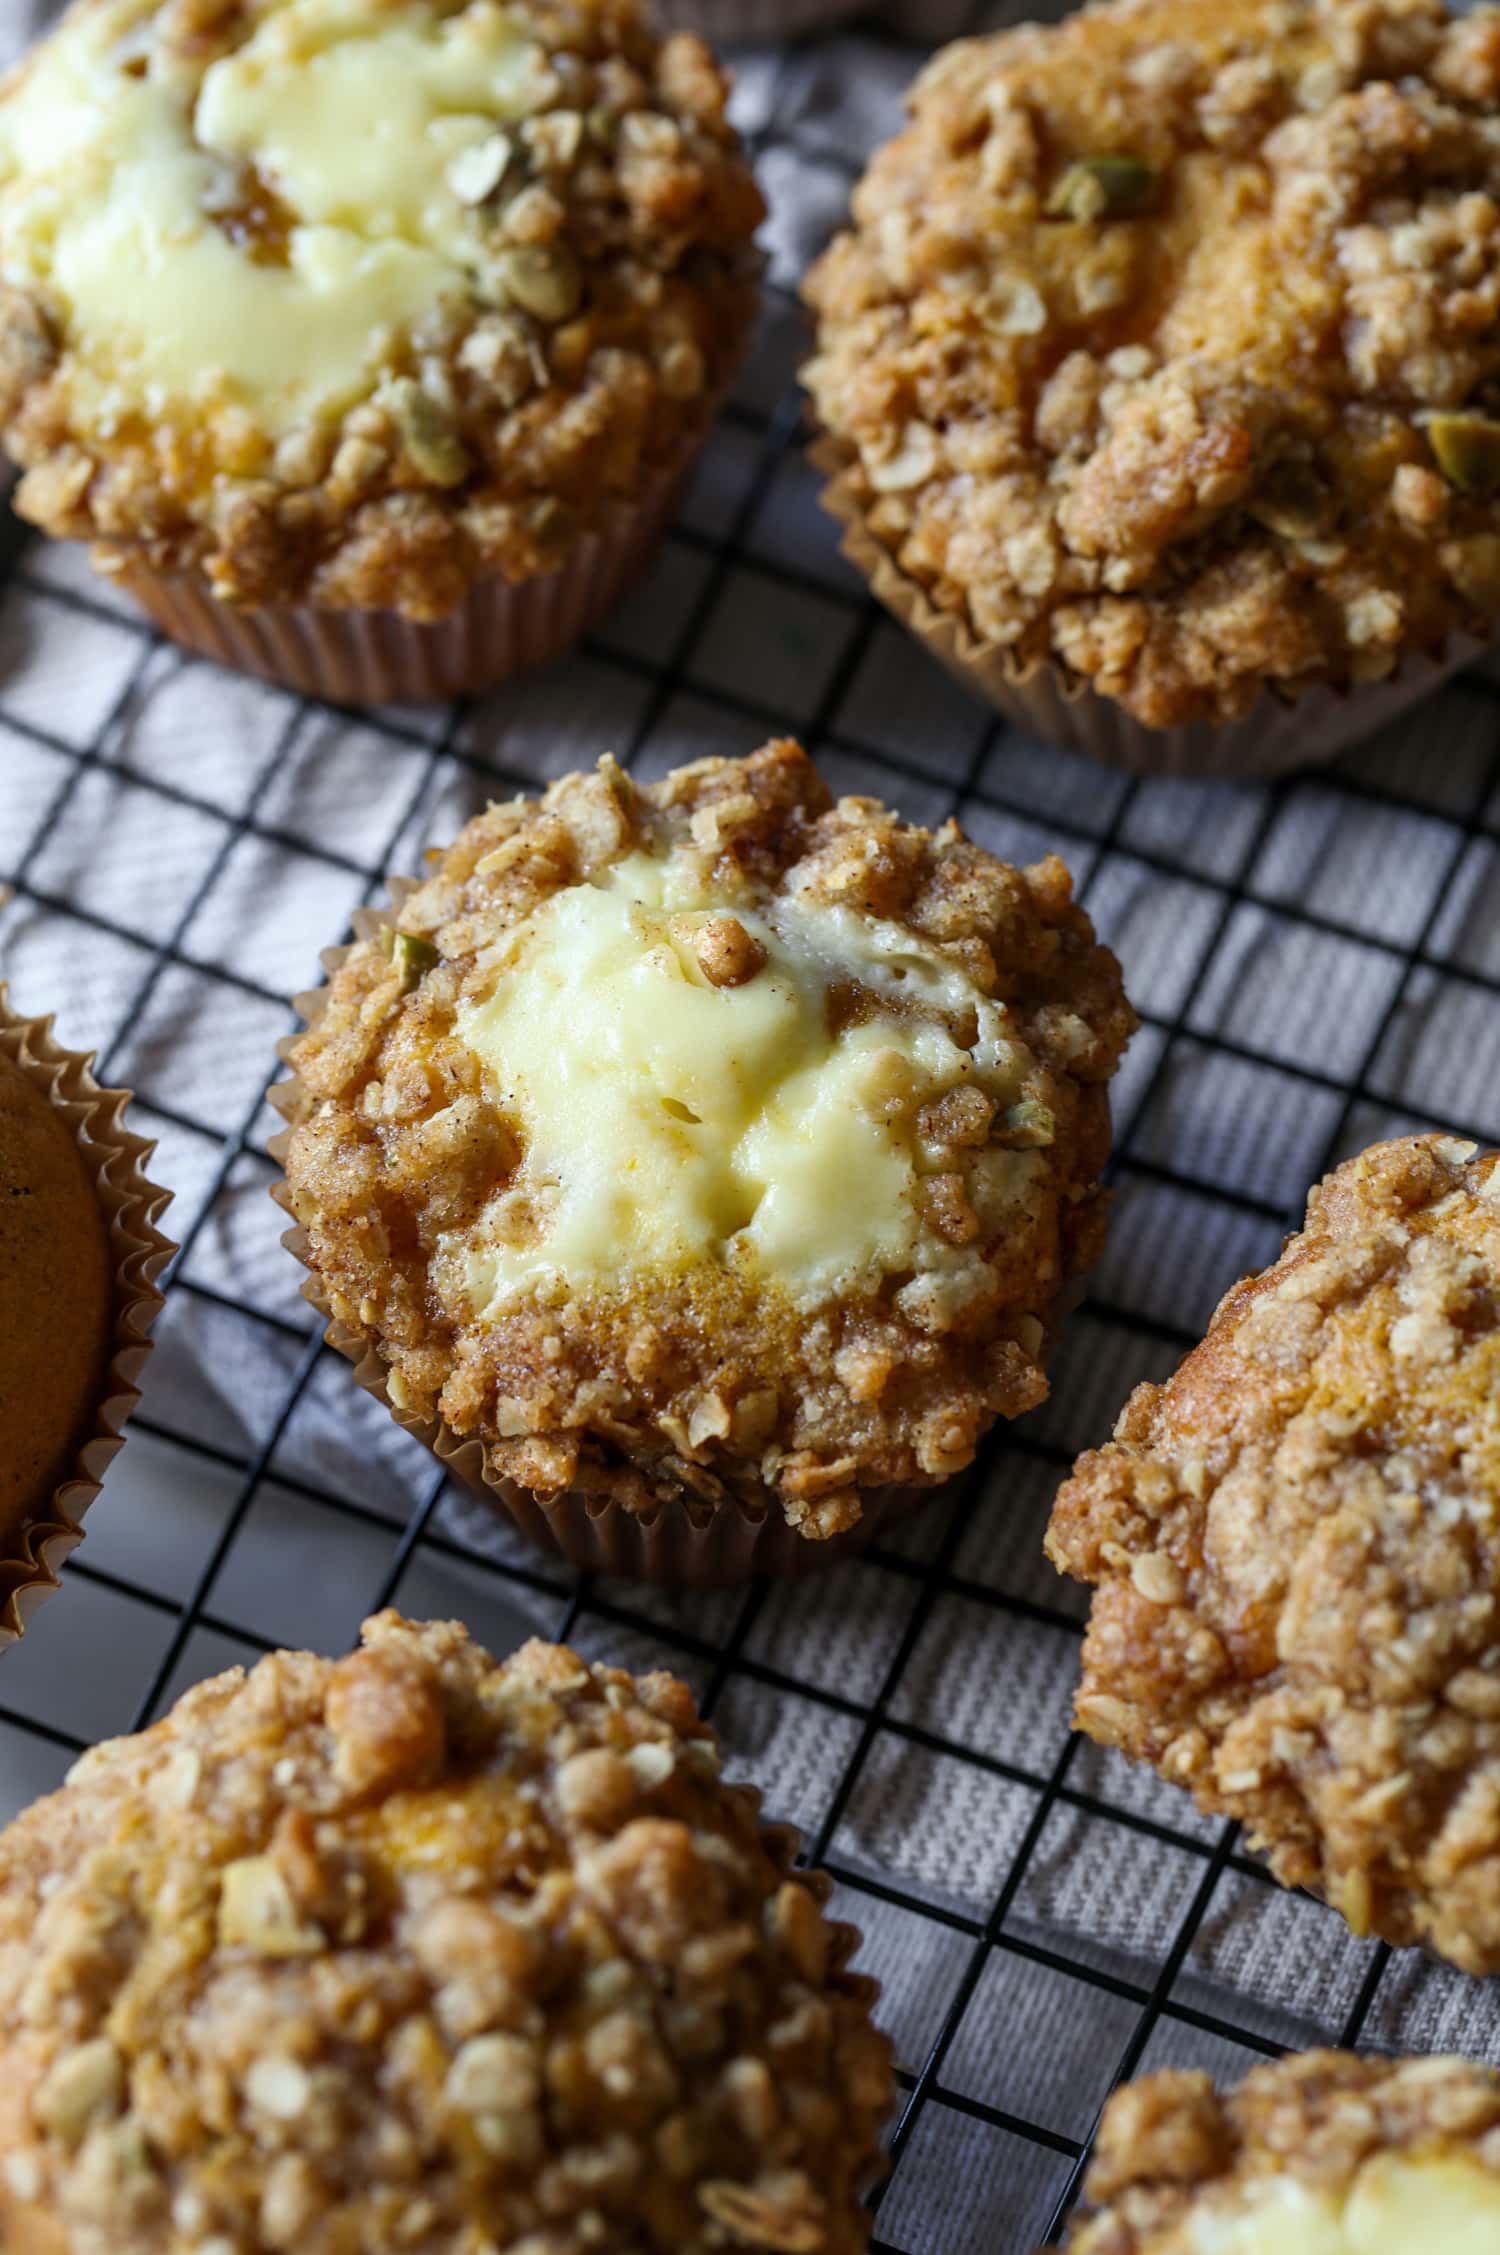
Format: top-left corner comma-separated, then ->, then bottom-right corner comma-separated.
1048,1134 -> 1500,1972
0,1612 -> 893,2255
1060,2051 -> 1500,2252
280,742 -> 1134,1538
804,0 -> 1500,729
0,0 -> 763,614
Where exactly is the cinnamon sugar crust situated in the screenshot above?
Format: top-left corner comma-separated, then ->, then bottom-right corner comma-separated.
804,0 -> 1500,730
1059,2051 -> 1500,2252
1048,1133 -> 1500,1972
0,0 -> 763,618
279,741 -> 1135,1539
0,1612 -> 893,2255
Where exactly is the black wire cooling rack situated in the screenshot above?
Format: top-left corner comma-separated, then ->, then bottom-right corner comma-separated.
5,7 -> 1500,2248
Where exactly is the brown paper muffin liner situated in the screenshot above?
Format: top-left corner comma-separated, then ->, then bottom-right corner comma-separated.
281,1240 -> 926,1587
659,0 -> 861,38
107,410 -> 725,709
267,893 -> 1091,1588
812,440 -> 1495,779
0,991 -> 174,1648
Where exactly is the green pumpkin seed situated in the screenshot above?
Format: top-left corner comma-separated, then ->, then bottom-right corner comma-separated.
1046,155 -> 1155,222
385,378 -> 470,488
1004,1099 -> 1055,1148
379,926 -> 440,994
494,244 -> 583,325
1427,411 -> 1500,495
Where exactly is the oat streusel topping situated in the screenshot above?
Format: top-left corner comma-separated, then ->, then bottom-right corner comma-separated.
1059,2051 -> 1500,2253
279,741 -> 1135,1538
1048,1134 -> 1500,1972
804,0 -> 1500,729
0,0 -> 763,615
0,1613 -> 893,2255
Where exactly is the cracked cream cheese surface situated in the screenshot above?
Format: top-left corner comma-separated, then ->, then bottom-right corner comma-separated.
0,0 -> 538,434
456,851 -> 1038,1310
1184,2152 -> 1500,2255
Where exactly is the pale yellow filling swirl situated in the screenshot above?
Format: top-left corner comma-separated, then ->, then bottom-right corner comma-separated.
0,0 -> 544,435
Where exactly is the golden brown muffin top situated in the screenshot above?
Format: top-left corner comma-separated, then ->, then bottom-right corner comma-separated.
0,1612 -> 893,2255
1058,2051 -> 1500,2253
0,0 -> 764,615
1047,1133 -> 1500,1973
804,0 -> 1500,729
279,741 -> 1135,1539
0,1050 -> 114,1528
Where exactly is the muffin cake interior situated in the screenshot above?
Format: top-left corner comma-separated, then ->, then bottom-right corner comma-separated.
282,741 -> 1134,1533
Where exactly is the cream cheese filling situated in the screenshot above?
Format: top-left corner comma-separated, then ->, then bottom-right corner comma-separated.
0,0 -> 540,437
453,851 -> 1038,1311
1182,2150 -> 1500,2255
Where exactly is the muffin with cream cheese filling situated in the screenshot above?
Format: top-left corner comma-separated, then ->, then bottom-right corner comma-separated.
0,0 -> 764,702
0,1612 -> 894,2255
804,0 -> 1500,773
1049,1133 -> 1500,1973
1057,2051 -> 1500,2255
275,739 -> 1136,1583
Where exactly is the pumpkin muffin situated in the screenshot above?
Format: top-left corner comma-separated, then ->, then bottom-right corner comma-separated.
804,0 -> 1500,771
1057,2051 -> 1500,2253
0,990 -> 172,1646
0,0 -> 764,702
1048,1134 -> 1500,1974
0,1049 -> 116,1521
274,739 -> 1135,1583
0,1611 -> 894,2255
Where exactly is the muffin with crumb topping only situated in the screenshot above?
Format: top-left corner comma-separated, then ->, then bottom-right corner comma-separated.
804,0 -> 1500,775
1049,1133 -> 1500,1974
274,739 -> 1135,1584
0,0 -> 764,704
1056,2051 -> 1500,2254
0,1611 -> 894,2255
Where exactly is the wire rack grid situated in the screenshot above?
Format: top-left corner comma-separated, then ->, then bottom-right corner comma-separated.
5,7 -> 1500,2249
